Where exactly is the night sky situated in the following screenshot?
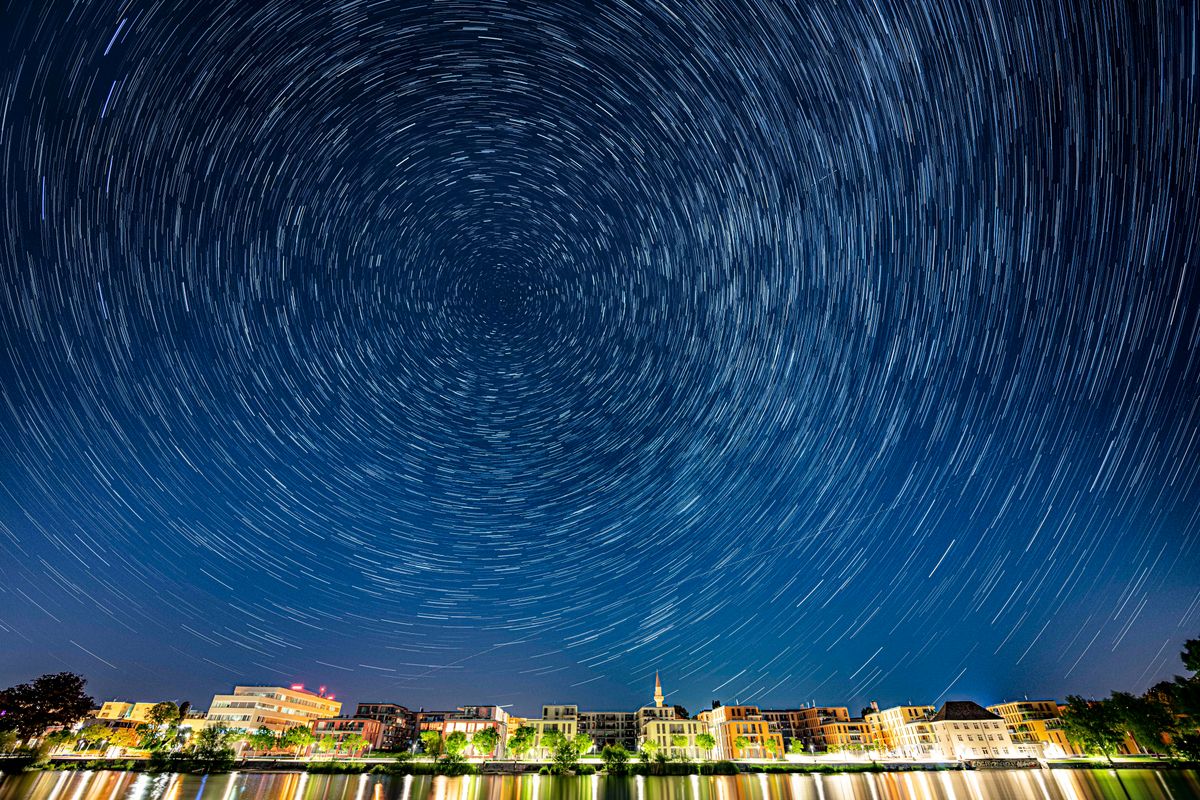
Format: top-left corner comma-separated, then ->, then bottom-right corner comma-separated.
1,0 -> 1198,717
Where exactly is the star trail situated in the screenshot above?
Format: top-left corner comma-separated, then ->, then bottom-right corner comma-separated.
1,0 -> 1198,714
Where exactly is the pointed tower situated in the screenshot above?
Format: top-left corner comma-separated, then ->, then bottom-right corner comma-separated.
654,671 -> 664,708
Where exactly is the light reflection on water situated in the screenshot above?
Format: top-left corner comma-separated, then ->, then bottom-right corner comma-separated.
0,770 -> 1197,800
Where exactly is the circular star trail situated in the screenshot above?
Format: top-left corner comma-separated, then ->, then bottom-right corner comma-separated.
0,0 -> 1197,710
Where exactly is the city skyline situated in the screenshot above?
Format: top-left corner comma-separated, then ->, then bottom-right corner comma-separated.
2,1 -> 1198,715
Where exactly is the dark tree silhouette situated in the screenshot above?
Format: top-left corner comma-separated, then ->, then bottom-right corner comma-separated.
0,673 -> 94,740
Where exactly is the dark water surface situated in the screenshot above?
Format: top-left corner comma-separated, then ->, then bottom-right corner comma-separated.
0,770 -> 1196,800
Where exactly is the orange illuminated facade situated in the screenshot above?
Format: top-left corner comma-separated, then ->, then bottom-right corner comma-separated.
703,704 -> 784,759
989,701 -> 1082,757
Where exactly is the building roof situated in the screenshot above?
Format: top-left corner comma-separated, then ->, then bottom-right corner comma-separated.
931,701 -> 1003,722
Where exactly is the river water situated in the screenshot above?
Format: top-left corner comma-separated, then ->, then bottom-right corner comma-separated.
0,770 -> 1195,800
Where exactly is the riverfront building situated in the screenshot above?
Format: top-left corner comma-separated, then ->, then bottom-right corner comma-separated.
988,700 -> 1081,757
926,701 -> 1020,760
205,685 -> 342,732
354,702 -> 417,751
95,702 -> 160,724
762,706 -> 866,753
417,706 -> 510,757
446,706 -> 510,758
524,704 -> 580,758
636,674 -> 708,758
579,710 -> 639,750
760,708 -> 812,750
699,703 -> 784,759
864,705 -> 936,758
314,717 -> 385,751
820,718 -> 871,752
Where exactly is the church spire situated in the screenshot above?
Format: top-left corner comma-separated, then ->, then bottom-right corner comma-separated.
654,671 -> 664,708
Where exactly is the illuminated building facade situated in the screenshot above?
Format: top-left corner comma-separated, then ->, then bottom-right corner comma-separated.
864,705 -> 936,758
926,701 -> 1020,760
988,700 -> 1082,757
579,710 -> 639,750
701,703 -> 784,759
354,702 -> 417,751
524,704 -> 579,758
95,701 -> 160,724
314,716 -> 385,751
205,684 -> 342,732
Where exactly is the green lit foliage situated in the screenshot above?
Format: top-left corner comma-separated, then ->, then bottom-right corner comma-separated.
342,732 -> 370,755
640,738 -> 660,762
147,702 -> 180,727
419,730 -> 443,758
1061,696 -> 1126,760
471,726 -> 499,758
601,743 -> 630,774
246,725 -> 279,753
443,731 -> 469,761
78,723 -> 111,751
189,725 -> 239,771
508,725 -> 536,760
282,725 -> 315,754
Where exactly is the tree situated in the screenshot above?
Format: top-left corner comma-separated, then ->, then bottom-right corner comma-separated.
282,725 -> 315,755
315,734 -> 338,754
1110,691 -> 1175,755
471,726 -> 499,758
0,673 -> 94,740
733,735 -> 750,756
147,702 -> 180,727
508,725 -> 536,760
420,730 -> 443,758
1175,733 -> 1200,761
342,732 -> 370,756
444,731 -> 469,761
1182,637 -> 1200,674
110,727 -> 141,750
0,730 -> 19,753
43,729 -> 77,752
641,738 -> 660,762
246,725 -> 278,753
763,738 -> 780,758
601,743 -> 630,774
696,732 -> 716,758
541,729 -> 565,752
136,723 -> 161,750
1061,696 -> 1126,762
787,738 -> 806,755
78,723 -> 111,751
191,726 -> 238,772
671,734 -> 689,751
544,730 -> 588,773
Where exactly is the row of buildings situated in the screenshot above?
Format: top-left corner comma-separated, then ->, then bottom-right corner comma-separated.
85,673 -> 1103,762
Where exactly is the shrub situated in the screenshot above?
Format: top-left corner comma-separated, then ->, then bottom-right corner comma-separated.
705,761 -> 739,775
306,761 -> 368,774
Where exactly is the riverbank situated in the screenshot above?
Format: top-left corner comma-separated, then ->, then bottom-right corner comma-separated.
5,754 -> 1194,777
4,766 -> 1200,800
